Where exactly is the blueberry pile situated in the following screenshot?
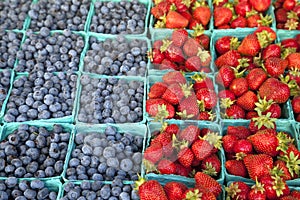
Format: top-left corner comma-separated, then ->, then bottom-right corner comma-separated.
61,181 -> 139,200
84,35 -> 148,76
0,69 -> 11,108
90,0 -> 147,34
15,28 -> 84,73
0,31 -> 23,69
0,0 -> 31,31
78,76 -> 144,123
0,124 -> 70,178
65,126 -> 144,181
4,71 -> 77,122
0,177 -> 58,200
28,0 -> 90,31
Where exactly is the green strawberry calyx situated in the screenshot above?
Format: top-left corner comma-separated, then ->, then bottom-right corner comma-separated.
230,37 -> 240,50
154,104 -> 170,122
191,24 -> 205,37
272,176 -> 286,197
254,96 -> 274,113
201,132 -> 222,149
160,39 -> 172,53
276,131 -> 294,154
202,162 -> 218,176
257,14 -> 273,27
225,182 -> 242,200
253,111 -> 277,129
176,110 -> 195,119
278,151 -> 300,177
134,175 -> 147,191
184,189 -> 201,200
220,98 -> 236,109
251,178 -> 265,194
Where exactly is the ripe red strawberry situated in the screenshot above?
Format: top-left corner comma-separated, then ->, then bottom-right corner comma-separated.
164,182 -> 188,200
153,40 -> 163,49
144,142 -> 163,164
162,83 -> 191,105
215,50 -> 241,68
229,77 -> 249,97
174,0 -> 189,13
166,11 -> 189,28
246,111 -> 259,119
264,57 -> 288,78
218,90 -> 236,101
225,104 -> 246,119
230,16 -> 248,28
192,73 -> 214,91
135,179 -> 168,200
275,8 -> 288,23
148,82 -> 167,99
233,139 -> 253,155
175,162 -> 192,177
152,131 -> 174,157
195,172 -> 222,197
260,175 -> 290,200
215,65 -> 236,88
177,147 -> 195,168
185,56 -> 202,71
227,126 -> 251,139
157,159 -> 177,174
258,78 -> 290,104
287,52 -> 300,70
237,90 -> 258,111
171,29 -> 188,47
200,154 -> 221,176
248,180 -> 266,200
215,36 -> 240,55
179,125 -> 201,144
159,58 -> 179,70
193,6 -> 211,26
291,190 -> 300,198
162,71 -> 186,85
222,134 -> 238,153
246,14 -> 261,28
292,96 -> 300,114
283,0 -> 296,10
225,160 -> 248,177
165,123 -> 180,136
177,94 -> 200,119
226,181 -> 250,200
161,43 -> 185,63
183,38 -> 201,57
197,111 -> 215,121
262,44 -> 281,60
237,33 -> 261,56
243,154 -> 274,180
146,98 -> 175,119
214,7 -> 233,27
249,0 -> 271,12
235,1 -> 252,17
195,34 -> 210,50
262,103 -> 281,118
246,68 -> 268,91
281,38 -> 300,50
151,48 -> 165,64
196,88 -> 218,110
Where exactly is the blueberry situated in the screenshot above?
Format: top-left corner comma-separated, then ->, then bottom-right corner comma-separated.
5,177 -> 17,188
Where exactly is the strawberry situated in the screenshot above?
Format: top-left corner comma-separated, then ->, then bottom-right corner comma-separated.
246,111 -> 259,119
237,33 -> 261,56
215,36 -> 240,55
146,98 -> 175,119
230,16 -> 248,28
185,56 -> 202,71
249,0 -> 271,12
197,111 -> 215,121
180,10 -> 192,22
246,68 -> 268,91
162,71 -> 186,85
195,172 -> 222,197
177,93 -> 200,119
258,78 -> 290,104
235,1 -> 252,17
243,154 -> 273,181
165,123 -> 180,136
179,125 -> 201,144
264,57 -> 288,78
162,83 -> 192,105
237,90 -> 258,111
287,52 -> 300,70
175,162 -> 192,177
171,29 -> 189,47
200,154 -> 221,176
151,48 -> 165,64
291,190 -> 300,198
161,41 -> 185,63
225,181 -> 250,200
148,82 -> 167,99
196,88 -> 218,110
218,90 -> 236,101
159,58 -> 179,70
193,6 -> 211,26
227,126 -> 251,139
248,180 -> 266,200
195,34 -> 210,50
215,50 -> 241,68
214,7 -> 233,27
215,65 -> 236,87
166,11 -> 189,28
281,38 -> 299,50
198,48 -> 211,68
144,142 -> 163,164
157,159 -> 177,174
273,160 -> 292,181
262,103 -> 281,118
174,0 -> 189,13
283,0 -> 296,10
183,38 -> 201,57
229,77 -> 249,97
275,8 -> 288,23
151,6 -> 164,19
246,14 -> 261,28
262,44 -> 281,60
260,175 -> 290,200
225,160 -> 248,178
192,73 -> 214,91
177,147 -> 194,168
292,96 -> 300,114
152,131 -> 174,157
164,182 -> 188,200
233,139 -> 253,155
135,179 -> 168,200
225,104 -> 246,119
222,134 -> 238,153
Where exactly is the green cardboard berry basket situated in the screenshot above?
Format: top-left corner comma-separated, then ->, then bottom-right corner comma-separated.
87,0 -> 151,37
75,73 -> 147,125
0,122 -> 74,180
62,123 -> 147,183
2,72 -> 79,124
149,0 -> 214,34
222,119 -> 300,186
144,120 -> 225,185
79,32 -> 151,77
146,74 -> 220,123
149,29 -> 214,76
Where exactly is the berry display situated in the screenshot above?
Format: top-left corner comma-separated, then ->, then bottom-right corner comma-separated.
0,124 -> 70,178
28,0 -> 90,31
65,126 -> 144,181
78,75 -> 144,124
15,29 -> 84,73
4,71 -> 77,122
90,0 -> 147,34
84,35 -> 148,76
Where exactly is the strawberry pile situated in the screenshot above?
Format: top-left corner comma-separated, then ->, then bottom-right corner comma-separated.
214,27 -> 300,122
135,172 -> 222,200
146,71 -> 217,120
151,0 -> 211,29
223,125 -> 300,195
213,0 -> 272,29
150,29 -> 211,72
226,181 -> 300,199
274,0 -> 300,30
143,123 -> 222,179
